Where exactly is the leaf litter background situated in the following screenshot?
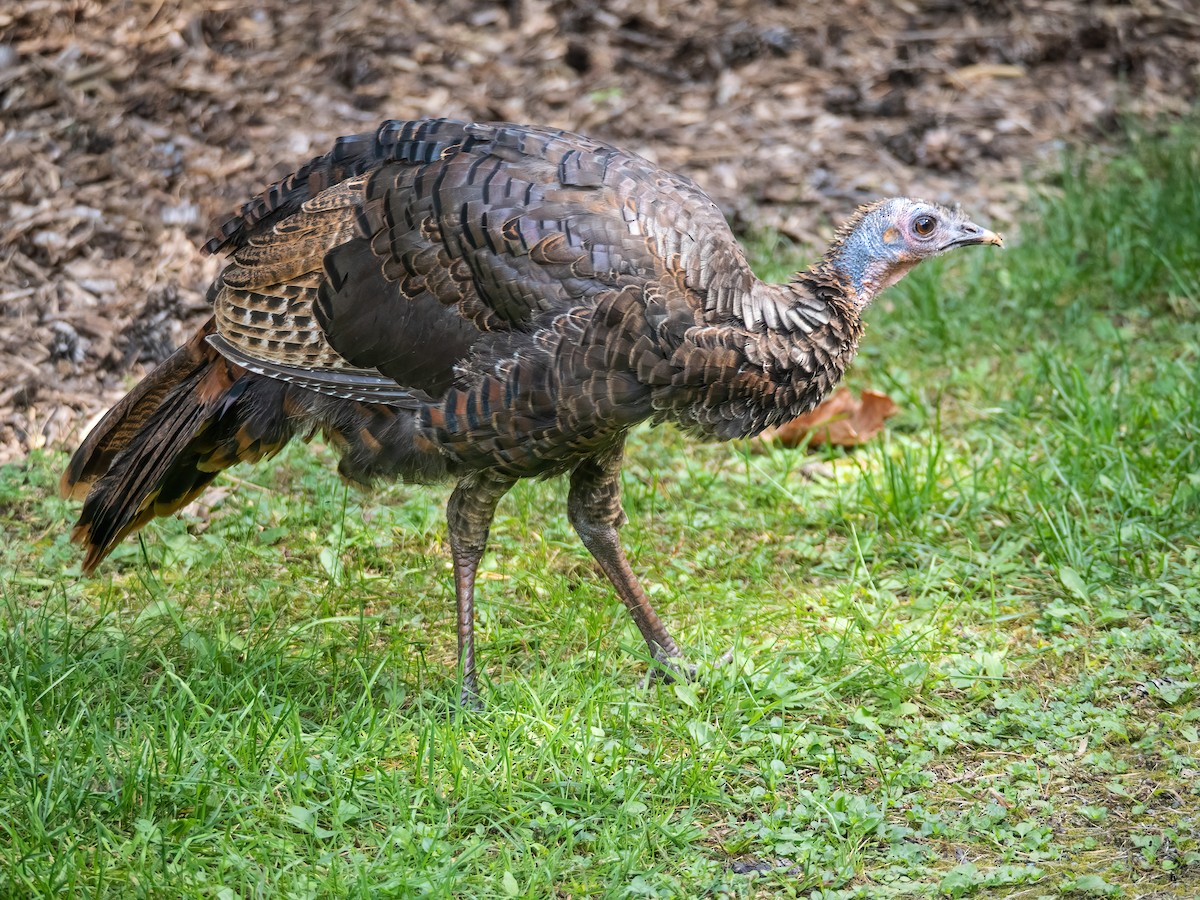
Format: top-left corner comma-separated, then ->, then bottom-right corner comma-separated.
1,0 -> 1197,464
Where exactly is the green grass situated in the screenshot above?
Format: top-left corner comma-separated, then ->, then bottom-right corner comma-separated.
2,118 -> 1199,898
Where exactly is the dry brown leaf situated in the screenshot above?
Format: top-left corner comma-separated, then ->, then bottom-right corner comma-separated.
756,387 -> 899,449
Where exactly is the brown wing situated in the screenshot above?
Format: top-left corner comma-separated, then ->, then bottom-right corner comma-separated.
203,119 -> 748,405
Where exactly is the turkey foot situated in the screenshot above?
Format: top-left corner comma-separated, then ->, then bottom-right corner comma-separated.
641,650 -> 694,690
641,646 -> 737,690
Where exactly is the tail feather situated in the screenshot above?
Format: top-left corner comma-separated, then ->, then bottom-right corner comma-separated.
61,328 -> 214,503
63,319 -> 454,574
62,319 -> 297,573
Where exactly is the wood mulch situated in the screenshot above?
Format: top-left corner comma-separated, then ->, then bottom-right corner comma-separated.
1,0 -> 1197,463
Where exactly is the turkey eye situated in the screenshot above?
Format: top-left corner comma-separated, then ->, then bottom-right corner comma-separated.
913,215 -> 937,236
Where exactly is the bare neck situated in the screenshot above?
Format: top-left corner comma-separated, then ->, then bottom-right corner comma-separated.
817,214 -> 909,307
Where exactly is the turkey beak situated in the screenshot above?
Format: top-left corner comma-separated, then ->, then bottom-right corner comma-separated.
945,220 -> 1004,250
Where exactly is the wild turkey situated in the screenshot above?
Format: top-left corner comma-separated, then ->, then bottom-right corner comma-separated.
61,119 -> 1002,701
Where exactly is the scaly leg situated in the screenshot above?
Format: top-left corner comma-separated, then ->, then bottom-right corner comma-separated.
568,441 -> 685,677
446,470 -> 516,706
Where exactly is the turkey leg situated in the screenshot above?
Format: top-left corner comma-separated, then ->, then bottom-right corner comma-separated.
446,470 -> 516,706
568,443 -> 684,675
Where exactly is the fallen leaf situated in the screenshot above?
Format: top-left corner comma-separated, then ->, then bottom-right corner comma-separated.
756,387 -> 899,449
